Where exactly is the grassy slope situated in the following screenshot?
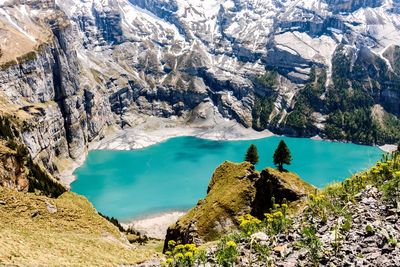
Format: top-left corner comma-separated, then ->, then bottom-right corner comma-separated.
0,187 -> 157,266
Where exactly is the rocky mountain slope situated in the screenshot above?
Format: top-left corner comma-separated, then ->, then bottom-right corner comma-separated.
0,0 -> 399,183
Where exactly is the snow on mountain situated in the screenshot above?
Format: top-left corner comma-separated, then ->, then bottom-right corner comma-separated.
0,0 -> 399,148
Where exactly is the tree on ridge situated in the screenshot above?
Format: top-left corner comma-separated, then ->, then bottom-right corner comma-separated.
273,140 -> 292,172
244,144 -> 259,165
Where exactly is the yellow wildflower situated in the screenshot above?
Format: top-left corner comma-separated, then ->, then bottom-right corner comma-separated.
226,240 -> 237,248
184,252 -> 193,258
175,253 -> 184,259
168,240 -> 176,248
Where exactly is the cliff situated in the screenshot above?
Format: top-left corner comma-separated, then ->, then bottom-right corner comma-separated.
0,115 -> 65,197
163,162 -> 315,251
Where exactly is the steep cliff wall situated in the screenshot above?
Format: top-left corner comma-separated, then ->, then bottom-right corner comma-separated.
0,1 -> 113,182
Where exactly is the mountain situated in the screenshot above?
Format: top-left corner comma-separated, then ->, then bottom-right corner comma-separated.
0,0 -> 399,182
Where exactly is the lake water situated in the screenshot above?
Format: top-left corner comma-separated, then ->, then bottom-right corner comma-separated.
72,136 -> 382,220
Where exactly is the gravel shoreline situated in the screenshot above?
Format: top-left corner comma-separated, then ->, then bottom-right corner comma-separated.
122,211 -> 187,240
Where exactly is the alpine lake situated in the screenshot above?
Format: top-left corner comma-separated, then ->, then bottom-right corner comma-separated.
72,136 -> 383,221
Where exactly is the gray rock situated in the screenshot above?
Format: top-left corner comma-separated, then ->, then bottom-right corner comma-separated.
45,200 -> 57,214
251,232 -> 269,243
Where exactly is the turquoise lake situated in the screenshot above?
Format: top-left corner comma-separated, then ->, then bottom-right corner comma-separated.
72,136 -> 382,220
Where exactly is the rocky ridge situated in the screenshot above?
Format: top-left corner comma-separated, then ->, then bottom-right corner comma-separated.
163,162 -> 315,252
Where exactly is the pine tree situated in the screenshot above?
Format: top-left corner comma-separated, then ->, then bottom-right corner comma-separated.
244,144 -> 259,165
273,140 -> 292,172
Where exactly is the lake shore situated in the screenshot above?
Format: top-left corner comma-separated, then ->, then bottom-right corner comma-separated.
121,211 -> 187,240
379,144 -> 398,153
90,116 -> 274,151
60,115 -> 274,186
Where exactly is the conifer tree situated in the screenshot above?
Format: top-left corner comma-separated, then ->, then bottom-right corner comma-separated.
273,140 -> 292,172
244,144 -> 259,165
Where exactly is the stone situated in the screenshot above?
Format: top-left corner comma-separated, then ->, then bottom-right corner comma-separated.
31,210 -> 40,218
251,232 -> 269,243
273,245 -> 287,256
45,200 -> 57,214
386,215 -> 398,224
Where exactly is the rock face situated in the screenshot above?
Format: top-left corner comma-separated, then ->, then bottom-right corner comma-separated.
0,116 -> 66,197
0,0 -> 399,182
324,0 -> 383,13
0,143 -> 30,192
163,162 -> 315,251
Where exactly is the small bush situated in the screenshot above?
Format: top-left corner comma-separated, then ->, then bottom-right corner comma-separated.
163,241 -> 201,267
300,225 -> 322,267
264,202 -> 291,235
381,170 -> 400,209
365,224 -> 375,236
215,239 -> 238,267
238,214 -> 262,236
341,214 -> 352,233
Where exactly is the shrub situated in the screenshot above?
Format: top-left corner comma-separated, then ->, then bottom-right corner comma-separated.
388,237 -> 398,247
341,214 -> 352,233
264,202 -> 290,235
163,241 -> 200,267
381,172 -> 400,208
238,214 -> 262,236
365,224 -> 375,236
306,193 -> 330,223
300,225 -> 322,266
215,239 -> 238,267
253,242 -> 272,266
